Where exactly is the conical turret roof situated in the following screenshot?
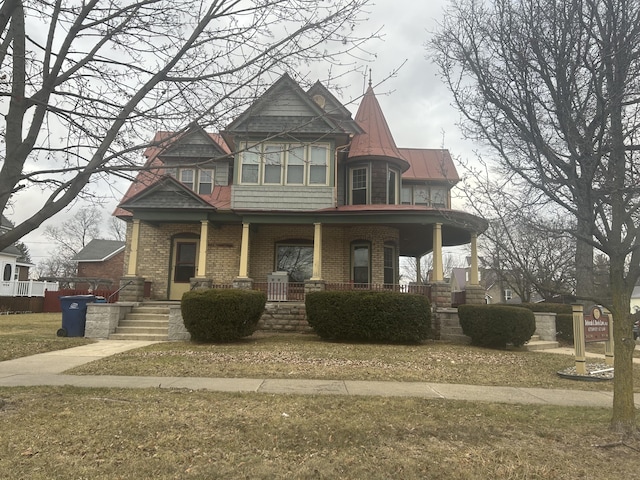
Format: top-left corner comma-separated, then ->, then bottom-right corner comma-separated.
349,85 -> 407,167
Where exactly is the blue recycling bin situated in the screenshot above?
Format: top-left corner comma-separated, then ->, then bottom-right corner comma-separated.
57,295 -> 96,337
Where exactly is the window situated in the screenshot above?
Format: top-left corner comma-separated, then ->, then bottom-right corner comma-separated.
241,146 -> 260,184
239,142 -> 330,186
3,264 -> 11,282
384,244 -> 396,285
414,186 -> 429,206
276,244 -> 314,282
180,169 -> 194,190
401,186 -> 412,205
351,167 -> 368,205
198,169 -> 214,194
263,144 -> 283,184
309,145 -> 328,184
387,168 -> 398,204
504,289 -> 512,301
286,145 -> 305,184
431,187 -> 446,207
352,242 -> 370,285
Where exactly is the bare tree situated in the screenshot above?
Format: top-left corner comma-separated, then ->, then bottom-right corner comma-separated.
0,0 -> 375,250
433,0 -> 640,434
39,206 -> 103,278
401,251 -> 467,284
460,160 -> 575,302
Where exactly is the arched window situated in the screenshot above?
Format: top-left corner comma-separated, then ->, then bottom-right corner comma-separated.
3,263 -> 12,281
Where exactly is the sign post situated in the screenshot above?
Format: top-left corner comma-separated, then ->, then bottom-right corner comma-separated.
573,304 -> 614,375
572,304 -> 587,375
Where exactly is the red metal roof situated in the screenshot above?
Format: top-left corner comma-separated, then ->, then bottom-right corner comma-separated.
399,148 -> 460,183
349,86 -> 406,164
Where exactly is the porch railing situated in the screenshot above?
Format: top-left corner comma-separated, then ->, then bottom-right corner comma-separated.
325,283 -> 432,298
200,282 -> 432,302
1,280 -> 59,297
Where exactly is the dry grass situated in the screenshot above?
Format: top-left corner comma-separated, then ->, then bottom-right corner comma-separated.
69,333 -> 640,392
0,312 -> 94,361
0,386 -> 638,479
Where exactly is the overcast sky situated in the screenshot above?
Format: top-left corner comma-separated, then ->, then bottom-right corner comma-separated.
16,0 -> 480,267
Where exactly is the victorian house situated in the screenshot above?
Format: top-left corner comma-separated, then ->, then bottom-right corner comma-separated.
114,74 -> 487,310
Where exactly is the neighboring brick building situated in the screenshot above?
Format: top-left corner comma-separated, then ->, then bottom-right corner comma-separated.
115,74 -> 487,304
73,239 -> 125,290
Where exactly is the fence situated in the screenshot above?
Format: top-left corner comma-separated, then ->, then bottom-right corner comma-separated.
325,283 -> 432,298
0,280 -> 59,297
43,288 -> 119,313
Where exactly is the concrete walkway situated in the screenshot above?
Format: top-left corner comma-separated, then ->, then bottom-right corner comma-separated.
0,340 -> 639,409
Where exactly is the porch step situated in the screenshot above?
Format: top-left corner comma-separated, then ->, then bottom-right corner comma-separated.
109,304 -> 170,341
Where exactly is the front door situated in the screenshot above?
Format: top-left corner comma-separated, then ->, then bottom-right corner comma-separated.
169,239 -> 199,300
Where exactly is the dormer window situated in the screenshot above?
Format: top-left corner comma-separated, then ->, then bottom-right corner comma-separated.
167,167 -> 216,194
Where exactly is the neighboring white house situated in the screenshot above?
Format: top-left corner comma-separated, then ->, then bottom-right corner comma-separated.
0,215 -> 57,297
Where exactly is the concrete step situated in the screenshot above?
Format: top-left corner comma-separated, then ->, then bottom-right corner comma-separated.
131,307 -> 170,315
126,313 -> 169,321
109,333 -> 169,341
523,340 -> 560,351
115,326 -> 168,335
119,319 -> 169,328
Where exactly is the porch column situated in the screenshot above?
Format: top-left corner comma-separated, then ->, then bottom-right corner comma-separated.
196,220 -> 209,277
432,223 -> 443,282
416,255 -> 422,284
470,233 -> 479,285
238,222 -> 250,278
126,219 -> 141,276
311,222 -> 323,281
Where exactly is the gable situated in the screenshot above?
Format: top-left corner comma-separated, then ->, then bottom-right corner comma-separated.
225,74 -> 342,135
159,128 -> 229,161
119,176 -> 216,212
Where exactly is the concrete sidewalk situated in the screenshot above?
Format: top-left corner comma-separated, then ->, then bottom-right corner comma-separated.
0,340 -> 638,409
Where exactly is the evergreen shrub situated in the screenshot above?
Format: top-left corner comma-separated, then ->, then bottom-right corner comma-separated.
181,289 -> 266,342
458,304 -> 535,348
305,290 -> 431,343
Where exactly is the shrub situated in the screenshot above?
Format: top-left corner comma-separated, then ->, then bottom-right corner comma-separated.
181,289 -> 266,342
458,304 -> 536,348
555,313 -> 574,342
305,290 -> 431,343
516,302 -> 572,314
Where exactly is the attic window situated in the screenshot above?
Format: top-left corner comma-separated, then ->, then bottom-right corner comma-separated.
172,168 -> 215,194
312,94 -> 326,108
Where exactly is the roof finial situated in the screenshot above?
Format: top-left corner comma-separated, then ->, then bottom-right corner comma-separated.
368,68 -> 372,88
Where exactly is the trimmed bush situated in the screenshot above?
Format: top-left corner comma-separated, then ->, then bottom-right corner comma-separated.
458,304 -> 536,348
305,290 -> 431,343
555,313 -> 574,342
181,289 -> 266,342
516,302 -> 572,314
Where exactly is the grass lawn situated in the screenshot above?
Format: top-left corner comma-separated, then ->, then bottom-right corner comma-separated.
2,315 -> 640,478
1,386 -> 639,479
68,333 -> 640,392
0,312 -> 94,361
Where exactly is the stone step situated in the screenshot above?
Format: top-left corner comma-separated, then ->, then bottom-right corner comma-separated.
109,333 -> 169,341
